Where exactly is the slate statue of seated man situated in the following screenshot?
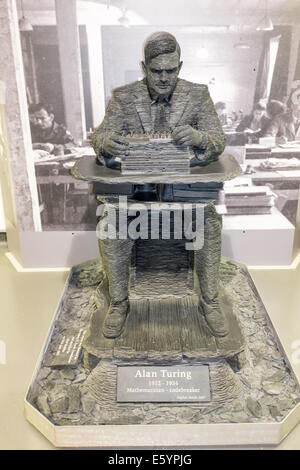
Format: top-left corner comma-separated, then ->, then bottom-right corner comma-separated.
91,31 -> 228,339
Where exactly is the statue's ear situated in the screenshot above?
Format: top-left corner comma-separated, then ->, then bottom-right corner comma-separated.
141,61 -> 147,75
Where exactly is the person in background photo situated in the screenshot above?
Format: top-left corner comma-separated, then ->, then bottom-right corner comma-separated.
29,103 -> 77,226
214,101 -> 229,126
265,102 -> 300,144
266,99 -> 286,120
235,102 -> 270,142
29,103 -> 75,154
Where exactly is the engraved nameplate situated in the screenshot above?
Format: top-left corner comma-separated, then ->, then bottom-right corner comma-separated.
117,365 -> 211,402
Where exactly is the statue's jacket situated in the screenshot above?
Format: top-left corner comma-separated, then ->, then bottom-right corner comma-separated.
91,78 -> 226,201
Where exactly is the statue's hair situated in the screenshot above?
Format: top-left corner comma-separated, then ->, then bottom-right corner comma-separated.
144,31 -> 181,64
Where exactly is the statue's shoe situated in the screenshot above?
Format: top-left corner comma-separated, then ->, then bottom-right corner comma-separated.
102,300 -> 129,339
200,297 -> 229,338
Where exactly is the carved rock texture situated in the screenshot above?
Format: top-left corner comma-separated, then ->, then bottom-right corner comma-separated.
122,136 -> 190,175
27,258 -> 300,426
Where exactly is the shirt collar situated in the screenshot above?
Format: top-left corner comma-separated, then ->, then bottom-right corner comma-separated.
147,82 -> 173,105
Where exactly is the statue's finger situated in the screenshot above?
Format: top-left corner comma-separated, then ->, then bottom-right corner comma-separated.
174,129 -> 191,140
113,135 -> 129,145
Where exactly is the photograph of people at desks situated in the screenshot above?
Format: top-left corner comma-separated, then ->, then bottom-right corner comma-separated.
16,0 -> 300,261
29,103 -> 96,230
219,94 -> 300,231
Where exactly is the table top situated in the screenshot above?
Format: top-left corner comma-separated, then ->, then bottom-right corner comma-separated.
71,154 -> 242,185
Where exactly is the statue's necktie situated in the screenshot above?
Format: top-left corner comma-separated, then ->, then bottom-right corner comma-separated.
154,102 -> 169,132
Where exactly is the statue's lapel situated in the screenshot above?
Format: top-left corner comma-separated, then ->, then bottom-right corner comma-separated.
133,80 -> 153,133
169,80 -> 191,129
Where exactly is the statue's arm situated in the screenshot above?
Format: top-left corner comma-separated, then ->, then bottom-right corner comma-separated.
192,85 -> 226,166
90,92 -> 125,169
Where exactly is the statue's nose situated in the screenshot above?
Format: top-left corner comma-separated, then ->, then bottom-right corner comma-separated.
160,71 -> 168,82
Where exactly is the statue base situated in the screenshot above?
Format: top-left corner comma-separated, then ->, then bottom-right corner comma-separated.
25,257 -> 300,448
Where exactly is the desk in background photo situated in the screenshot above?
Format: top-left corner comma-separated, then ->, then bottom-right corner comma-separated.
35,153 -> 98,231
244,145 -> 300,226
222,144 -> 300,265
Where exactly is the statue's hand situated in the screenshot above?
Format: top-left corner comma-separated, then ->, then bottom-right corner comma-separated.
172,125 -> 203,147
102,133 -> 129,157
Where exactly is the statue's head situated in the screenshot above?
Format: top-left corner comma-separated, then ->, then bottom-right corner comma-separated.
142,32 -> 183,99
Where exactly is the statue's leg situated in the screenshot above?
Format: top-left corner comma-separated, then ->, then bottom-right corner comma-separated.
100,237 -> 134,303
97,206 -> 134,338
194,202 -> 229,337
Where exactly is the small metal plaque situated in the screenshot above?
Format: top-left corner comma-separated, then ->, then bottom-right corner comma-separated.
117,365 -> 211,402
49,328 -> 85,367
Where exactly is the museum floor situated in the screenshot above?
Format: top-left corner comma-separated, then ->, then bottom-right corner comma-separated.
0,240 -> 300,450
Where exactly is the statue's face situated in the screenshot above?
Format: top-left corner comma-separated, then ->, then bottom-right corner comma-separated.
142,52 -> 182,98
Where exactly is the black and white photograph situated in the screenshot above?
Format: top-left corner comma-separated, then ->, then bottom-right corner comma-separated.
15,1 -> 300,238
